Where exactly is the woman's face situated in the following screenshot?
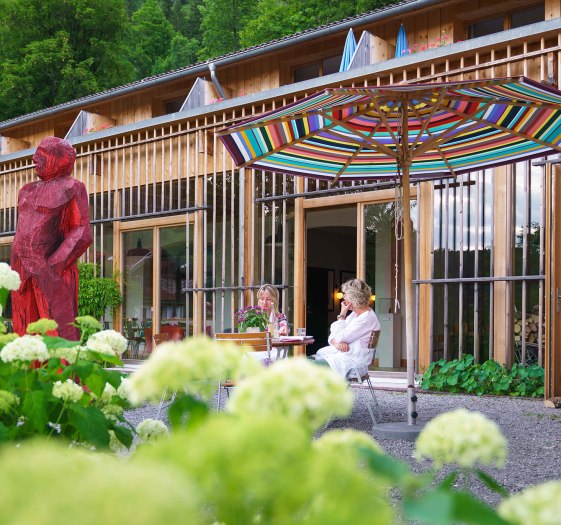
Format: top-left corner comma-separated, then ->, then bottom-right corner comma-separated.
258,290 -> 274,314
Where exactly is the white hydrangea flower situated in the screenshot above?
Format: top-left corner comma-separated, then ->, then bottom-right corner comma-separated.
100,383 -> 117,404
88,330 -> 127,356
314,429 -> 384,455
128,336 -> 261,404
0,262 -> 21,291
116,377 -> 133,403
498,480 -> 561,525
0,335 -> 49,364
136,418 -> 169,443
52,380 -> 84,403
85,339 -> 115,357
227,358 -> 353,433
48,346 -> 79,364
415,408 -> 507,468
102,403 -> 123,421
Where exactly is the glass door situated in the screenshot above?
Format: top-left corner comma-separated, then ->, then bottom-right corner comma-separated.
364,201 -> 418,370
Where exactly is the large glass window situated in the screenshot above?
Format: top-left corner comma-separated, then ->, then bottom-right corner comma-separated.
365,200 -> 418,370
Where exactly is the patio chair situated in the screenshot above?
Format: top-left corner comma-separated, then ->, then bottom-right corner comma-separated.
346,329 -> 382,425
214,331 -> 271,409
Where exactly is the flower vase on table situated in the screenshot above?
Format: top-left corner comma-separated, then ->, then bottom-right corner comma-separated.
234,305 -> 268,333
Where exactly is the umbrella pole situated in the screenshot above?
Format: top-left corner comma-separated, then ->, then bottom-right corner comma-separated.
401,161 -> 418,426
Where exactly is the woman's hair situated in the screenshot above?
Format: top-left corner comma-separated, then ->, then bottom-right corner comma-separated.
341,278 -> 372,307
257,284 -> 280,315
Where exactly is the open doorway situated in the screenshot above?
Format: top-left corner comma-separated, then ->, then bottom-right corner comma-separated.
306,206 -> 357,354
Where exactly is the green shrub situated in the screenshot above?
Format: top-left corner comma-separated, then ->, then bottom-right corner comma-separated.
421,354 -> 544,397
78,263 -> 122,321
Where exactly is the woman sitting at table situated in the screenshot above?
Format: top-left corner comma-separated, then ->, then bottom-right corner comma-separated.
312,278 -> 380,378
257,284 -> 290,336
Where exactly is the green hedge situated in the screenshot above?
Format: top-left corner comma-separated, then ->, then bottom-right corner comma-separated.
420,354 -> 544,397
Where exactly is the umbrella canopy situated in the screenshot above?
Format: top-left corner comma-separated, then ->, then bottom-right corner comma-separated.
395,23 -> 408,58
219,77 -> 561,183
218,77 -> 561,432
339,28 -> 357,72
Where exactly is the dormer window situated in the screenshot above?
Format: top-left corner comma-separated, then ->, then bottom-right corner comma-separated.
293,55 -> 342,83
467,4 -> 544,39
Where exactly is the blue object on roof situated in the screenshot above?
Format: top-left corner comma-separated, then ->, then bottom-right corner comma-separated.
395,23 -> 408,58
339,29 -> 357,72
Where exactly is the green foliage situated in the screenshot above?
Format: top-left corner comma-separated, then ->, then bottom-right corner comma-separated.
0,324 -> 133,449
126,0 -> 176,77
78,263 -> 122,322
0,0 -> 135,120
0,0 -> 406,120
421,354 -> 545,397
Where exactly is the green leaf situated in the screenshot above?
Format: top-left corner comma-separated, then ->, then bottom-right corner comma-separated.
71,361 -> 95,381
84,373 -> 106,398
84,350 -> 122,366
112,424 -> 133,449
476,469 -> 509,496
405,489 -> 511,525
0,421 -> 10,442
359,446 -> 412,484
21,390 -> 49,434
42,336 -> 80,349
68,404 -> 110,449
437,471 -> 458,490
168,394 -> 210,430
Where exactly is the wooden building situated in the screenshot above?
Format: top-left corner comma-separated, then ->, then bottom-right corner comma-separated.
1,0 -> 560,399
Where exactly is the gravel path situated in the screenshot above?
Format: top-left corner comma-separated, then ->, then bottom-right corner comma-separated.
125,387 -> 561,507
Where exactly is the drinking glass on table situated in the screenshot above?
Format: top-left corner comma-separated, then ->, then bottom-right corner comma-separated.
296,327 -> 306,337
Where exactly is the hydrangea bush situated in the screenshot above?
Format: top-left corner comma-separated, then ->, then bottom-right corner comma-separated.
0,256 -> 556,525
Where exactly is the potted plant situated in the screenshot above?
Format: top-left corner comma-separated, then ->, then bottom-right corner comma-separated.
235,305 -> 268,333
78,263 -> 122,324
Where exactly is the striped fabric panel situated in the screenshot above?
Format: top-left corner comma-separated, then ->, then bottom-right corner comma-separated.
218,77 -> 561,182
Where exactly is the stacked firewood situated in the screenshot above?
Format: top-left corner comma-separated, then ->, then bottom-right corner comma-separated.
513,313 -> 542,344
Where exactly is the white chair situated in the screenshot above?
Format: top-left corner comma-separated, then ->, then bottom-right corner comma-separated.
346,329 -> 382,425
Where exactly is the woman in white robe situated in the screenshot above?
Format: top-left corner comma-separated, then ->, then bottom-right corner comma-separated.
315,278 -> 380,378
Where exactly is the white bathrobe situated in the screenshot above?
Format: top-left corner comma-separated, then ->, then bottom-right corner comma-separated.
316,309 -> 380,378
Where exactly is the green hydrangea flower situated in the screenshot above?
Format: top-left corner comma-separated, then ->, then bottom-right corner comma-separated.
227,357 -> 353,433
0,440 -> 201,525
314,428 -> 384,469
498,480 -> 561,525
136,418 -> 170,443
26,318 -> 58,335
128,336 -> 261,404
75,316 -> 103,331
135,415 -> 393,525
0,390 -> 19,415
415,408 -> 507,468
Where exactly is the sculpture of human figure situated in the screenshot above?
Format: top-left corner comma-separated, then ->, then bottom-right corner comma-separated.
10,137 -> 92,340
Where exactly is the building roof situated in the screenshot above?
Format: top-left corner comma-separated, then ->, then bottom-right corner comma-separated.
0,0 -> 442,131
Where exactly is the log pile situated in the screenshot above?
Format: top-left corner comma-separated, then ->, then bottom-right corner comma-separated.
513,313 -> 543,343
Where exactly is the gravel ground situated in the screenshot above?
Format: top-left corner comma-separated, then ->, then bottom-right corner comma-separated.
125,387 -> 561,508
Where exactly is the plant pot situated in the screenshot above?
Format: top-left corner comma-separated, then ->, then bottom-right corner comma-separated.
245,327 -> 261,333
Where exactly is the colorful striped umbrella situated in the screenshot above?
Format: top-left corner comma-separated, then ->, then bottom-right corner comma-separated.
218,77 -> 561,436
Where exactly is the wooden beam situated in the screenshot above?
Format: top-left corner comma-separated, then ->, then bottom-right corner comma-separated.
493,165 -> 513,366
418,181 -> 433,371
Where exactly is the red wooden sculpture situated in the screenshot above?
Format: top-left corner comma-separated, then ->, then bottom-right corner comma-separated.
10,137 -> 92,340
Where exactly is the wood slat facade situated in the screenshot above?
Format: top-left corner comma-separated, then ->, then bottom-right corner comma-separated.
1,0 -> 560,399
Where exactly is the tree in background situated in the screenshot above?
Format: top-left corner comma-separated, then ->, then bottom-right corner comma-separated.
126,0 -> 176,77
0,0 -> 403,121
198,0 -> 257,59
0,0 -> 135,120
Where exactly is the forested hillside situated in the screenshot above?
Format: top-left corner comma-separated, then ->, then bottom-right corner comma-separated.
0,0 -> 396,121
